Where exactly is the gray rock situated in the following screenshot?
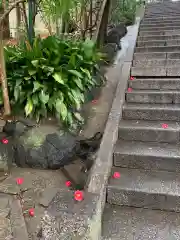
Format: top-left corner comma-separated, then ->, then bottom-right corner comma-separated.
10,122 -> 102,170
101,43 -> 118,63
105,23 -> 127,49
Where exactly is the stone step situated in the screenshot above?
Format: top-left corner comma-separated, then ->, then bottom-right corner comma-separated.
141,21 -> 180,27
128,77 -> 180,90
131,66 -> 180,77
137,40 -> 180,47
102,204 -> 180,239
138,34 -> 180,41
107,167 -> 180,212
126,90 -> 180,104
142,16 -> 180,22
132,59 -> 166,67
133,52 -> 166,60
133,59 -> 180,67
118,120 -> 180,143
140,25 -> 180,31
114,140 -> 180,172
123,103 -> 180,121
139,30 -> 180,36
131,67 -> 166,76
137,40 -> 166,47
135,46 -> 180,53
142,18 -> 180,24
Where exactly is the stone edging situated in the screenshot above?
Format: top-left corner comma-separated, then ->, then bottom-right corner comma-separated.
41,17 -> 141,240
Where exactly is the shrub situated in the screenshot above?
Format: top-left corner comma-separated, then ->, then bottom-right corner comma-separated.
110,0 -> 143,26
4,36 -> 105,130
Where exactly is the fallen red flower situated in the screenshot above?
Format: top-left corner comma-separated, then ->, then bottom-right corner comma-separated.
162,123 -> 168,129
2,139 -> 8,144
127,88 -> 132,92
65,181 -> 72,187
16,178 -> 24,185
92,99 -> 98,104
113,172 -> 121,179
28,208 -> 35,217
74,190 -> 84,201
130,76 -> 134,80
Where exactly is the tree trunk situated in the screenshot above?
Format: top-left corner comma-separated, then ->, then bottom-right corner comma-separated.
16,3 -> 21,40
0,29 -> 11,116
0,3 -> 10,40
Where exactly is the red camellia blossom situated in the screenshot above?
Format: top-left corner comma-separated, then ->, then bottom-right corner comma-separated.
113,172 -> 121,179
74,190 -> 84,201
130,76 -> 134,80
2,139 -> 8,144
127,88 -> 132,92
16,178 -> 24,185
28,208 -> 35,217
162,123 -> 168,129
65,181 -> 72,187
92,99 -> 98,104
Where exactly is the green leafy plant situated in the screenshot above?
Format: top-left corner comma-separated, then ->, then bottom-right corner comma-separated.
4,36 -> 105,130
110,0 -> 143,26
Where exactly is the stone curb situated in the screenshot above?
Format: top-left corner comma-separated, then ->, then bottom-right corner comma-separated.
41,17 -> 141,240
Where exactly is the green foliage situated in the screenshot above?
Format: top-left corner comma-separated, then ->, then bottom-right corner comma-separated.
4,36 -> 105,130
110,0 -> 143,25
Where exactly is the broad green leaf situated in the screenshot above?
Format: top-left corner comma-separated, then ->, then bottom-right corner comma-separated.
14,87 -> 19,101
73,78 -> 83,90
66,112 -> 73,127
55,99 -> 63,113
68,70 -> 83,79
80,68 -> 91,79
73,112 -> 84,122
25,98 -> 33,116
56,102 -> 67,121
31,60 -> 39,67
24,76 -> 31,80
28,69 -> 36,76
32,94 -> 39,105
33,81 -> 42,92
52,72 -> 64,84
15,79 -> 22,87
39,90 -> 49,104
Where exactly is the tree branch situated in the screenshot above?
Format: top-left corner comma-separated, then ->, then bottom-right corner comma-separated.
0,0 -> 26,25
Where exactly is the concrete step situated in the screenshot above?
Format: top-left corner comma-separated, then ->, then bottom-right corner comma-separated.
133,59 -> 180,67
133,52 -> 166,60
142,16 -> 180,22
102,204 -> 180,239
135,46 -> 180,53
118,120 -> 180,143
126,90 -> 180,104
107,167 -> 180,212
141,21 -> 180,27
137,40 -> 180,47
139,30 -> 180,36
132,59 -> 166,67
131,67 -> 166,76
137,40 -> 166,47
123,103 -> 180,121
114,140 -> 180,172
131,66 -> 180,77
140,25 -> 180,31
128,77 -> 180,90
138,34 -> 180,41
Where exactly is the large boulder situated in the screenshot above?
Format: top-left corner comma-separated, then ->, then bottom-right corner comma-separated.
105,23 -> 127,49
2,121 -> 102,170
101,43 -> 118,63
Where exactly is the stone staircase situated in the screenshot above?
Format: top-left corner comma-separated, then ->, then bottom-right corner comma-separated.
102,0 -> 180,238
